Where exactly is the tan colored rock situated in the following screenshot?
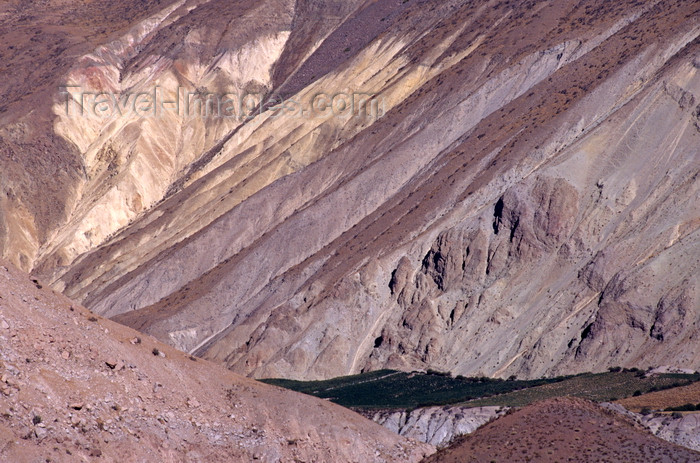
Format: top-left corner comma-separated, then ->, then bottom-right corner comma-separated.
186,398 -> 200,408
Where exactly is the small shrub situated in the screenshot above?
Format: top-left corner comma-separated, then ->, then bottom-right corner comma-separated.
672,403 -> 697,412
426,369 -> 451,377
633,390 -> 642,397
152,348 -> 161,356
32,415 -> 41,425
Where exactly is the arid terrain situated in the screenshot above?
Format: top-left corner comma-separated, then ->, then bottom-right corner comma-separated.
1,0 -> 699,383
423,397 -> 700,462
0,259 -> 433,461
1,0 -> 699,460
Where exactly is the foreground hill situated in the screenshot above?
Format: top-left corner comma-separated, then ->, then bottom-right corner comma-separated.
1,0 -> 699,381
0,260 -> 433,462
422,397 -> 700,463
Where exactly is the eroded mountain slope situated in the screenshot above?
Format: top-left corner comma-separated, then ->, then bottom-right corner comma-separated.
0,259 -> 433,462
1,0 -> 699,381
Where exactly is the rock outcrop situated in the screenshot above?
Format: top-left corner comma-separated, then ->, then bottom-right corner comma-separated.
372,405 -> 506,449
644,413 -> 700,452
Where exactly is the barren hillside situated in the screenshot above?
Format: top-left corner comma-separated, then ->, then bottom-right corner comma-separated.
422,397 -> 700,463
0,260 -> 433,462
1,0 -> 698,382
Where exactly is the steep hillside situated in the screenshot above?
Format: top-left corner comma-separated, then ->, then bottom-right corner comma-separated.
422,397 -> 700,463
1,0 -> 699,381
0,260 -> 433,462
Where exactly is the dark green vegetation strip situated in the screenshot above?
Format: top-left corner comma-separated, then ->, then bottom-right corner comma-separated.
465,371 -> 700,408
261,370 -> 700,411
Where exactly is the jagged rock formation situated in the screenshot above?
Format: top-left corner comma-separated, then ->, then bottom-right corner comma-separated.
1,0 -> 699,380
371,405 -> 505,449
0,260 -> 433,462
645,414 -> 700,452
